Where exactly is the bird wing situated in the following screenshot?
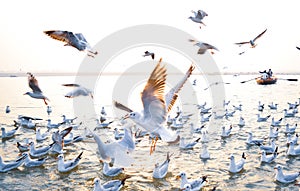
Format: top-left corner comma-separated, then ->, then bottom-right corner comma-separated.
141,58 -> 167,124
62,83 -> 81,87
234,42 -> 250,45
296,46 -> 300,50
284,172 -> 300,182
203,43 -> 219,51
165,65 -> 194,113
44,30 -> 76,44
253,29 -> 267,42
196,10 -> 208,19
75,33 -> 88,43
27,73 -> 42,93
114,101 -> 133,113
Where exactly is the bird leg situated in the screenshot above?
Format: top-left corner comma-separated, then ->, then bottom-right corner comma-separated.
43,98 -> 48,105
150,136 -> 159,155
211,51 -> 215,54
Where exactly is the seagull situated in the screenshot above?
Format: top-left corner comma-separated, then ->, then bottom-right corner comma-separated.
102,162 -> 124,177
47,106 -> 52,115
235,29 -> 267,48
16,141 -> 30,152
61,115 -> 77,124
36,127 -> 49,142
238,117 -> 245,127
221,125 -> 233,138
176,172 -> 207,190
269,126 -> 279,138
287,141 -> 300,156
228,152 -> 246,173
213,112 -> 225,120
95,119 -> 113,129
233,104 -> 242,111
114,128 -> 124,140
190,123 -> 205,134
285,124 -> 297,134
0,153 -> 27,172
246,132 -> 264,145
261,147 -> 278,163
271,117 -> 282,127
223,100 -> 230,107
203,82 -> 230,90
255,139 -> 276,153
46,119 -> 63,129
283,109 -> 295,118
24,73 -> 50,105
200,114 -> 211,123
143,51 -> 155,60
57,151 -> 83,173
258,101 -> 264,112
274,165 -> 300,183
44,30 -> 98,57
114,58 -> 194,154
200,145 -> 210,159
29,141 -> 55,158
62,84 -> 93,98
5,106 -> 10,114
23,152 -> 47,167
179,137 -> 201,150
100,106 -> 107,116
189,10 -> 208,28
92,176 -> 129,191
287,133 -> 298,145
268,102 -> 278,110
1,126 -> 19,139
51,127 -> 73,154
256,114 -> 270,122
152,152 -> 172,179
192,79 -> 197,86
189,39 -> 219,54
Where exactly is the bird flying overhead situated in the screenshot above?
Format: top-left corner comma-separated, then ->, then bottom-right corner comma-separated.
24,73 -> 49,105
235,29 -> 267,48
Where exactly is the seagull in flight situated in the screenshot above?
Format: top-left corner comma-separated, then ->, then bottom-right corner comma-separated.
235,29 -> 267,48
24,73 -> 50,105
204,81 -> 231,90
143,51 -> 155,60
62,84 -> 93,98
296,46 -> 300,50
188,39 -> 219,55
114,58 -> 194,154
44,30 -> 98,57
189,10 -> 208,29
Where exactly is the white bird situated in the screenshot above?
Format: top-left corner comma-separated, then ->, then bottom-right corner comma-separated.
189,10 -> 208,28
62,84 -> 93,98
102,162 -> 124,177
23,152 -> 47,167
100,106 -> 107,116
192,79 -> 197,86
288,102 -> 298,109
200,131 -> 209,143
176,172 -> 207,190
233,104 -> 242,111
196,102 -> 206,110
16,141 -> 30,152
51,127 -> 73,154
200,114 -> 211,123
271,117 -> 282,127
256,114 -> 270,122
143,51 -> 155,60
200,107 -> 212,114
29,141 -> 55,158
5,106 -> 10,113
274,165 -> 300,183
269,126 -> 279,138
225,109 -> 235,118
0,154 -> 27,172
223,100 -> 230,107
46,119 -> 63,129
221,125 -> 233,138
61,115 -> 77,124
261,147 -> 278,163
228,152 -> 246,173
179,137 -> 201,150
200,145 -> 210,159
189,39 -> 219,54
170,118 -> 184,129
256,139 -> 276,153
287,141 -> 300,156
57,151 -> 83,173
268,102 -> 278,110
287,133 -> 298,145
285,124 -> 297,133
24,73 -> 49,105
47,106 -> 52,115
238,117 -> 245,127
152,152 -> 172,179
44,30 -> 98,57
92,177 -> 128,191
246,132 -> 264,145
213,112 -> 224,120
36,127 -> 49,142
258,101 -> 264,112
95,119 -> 113,129
283,109 -> 295,118
63,132 -> 83,145
235,29 -> 267,48
190,123 -> 205,134
114,128 -> 124,140
1,126 -> 19,139
114,59 -> 194,154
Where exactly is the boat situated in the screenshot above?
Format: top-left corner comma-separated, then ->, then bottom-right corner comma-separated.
256,76 -> 277,85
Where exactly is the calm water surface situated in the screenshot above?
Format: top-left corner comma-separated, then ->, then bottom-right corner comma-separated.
0,74 -> 300,191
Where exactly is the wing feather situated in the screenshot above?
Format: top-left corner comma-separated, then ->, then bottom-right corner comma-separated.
165,65 -> 194,112
27,72 -> 42,93
114,101 -> 133,113
141,58 -> 167,124
253,29 -> 267,42
44,30 -> 76,44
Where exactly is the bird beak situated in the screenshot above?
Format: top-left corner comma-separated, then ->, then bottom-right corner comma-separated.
123,114 -> 130,119
274,167 -> 278,169
175,175 -> 181,180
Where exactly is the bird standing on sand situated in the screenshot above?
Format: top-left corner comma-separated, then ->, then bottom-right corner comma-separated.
44,30 -> 98,57
24,73 -> 50,105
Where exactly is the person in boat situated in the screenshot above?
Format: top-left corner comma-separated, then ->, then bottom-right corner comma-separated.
267,69 -> 273,78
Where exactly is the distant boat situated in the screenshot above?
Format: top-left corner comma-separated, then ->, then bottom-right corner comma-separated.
256,76 -> 277,85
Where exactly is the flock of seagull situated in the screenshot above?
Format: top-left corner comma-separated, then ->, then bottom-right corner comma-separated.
1,8 -> 299,191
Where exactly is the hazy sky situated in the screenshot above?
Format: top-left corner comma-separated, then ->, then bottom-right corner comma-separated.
1,0 -> 299,73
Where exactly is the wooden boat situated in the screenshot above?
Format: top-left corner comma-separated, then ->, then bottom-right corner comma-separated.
256,76 -> 277,85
